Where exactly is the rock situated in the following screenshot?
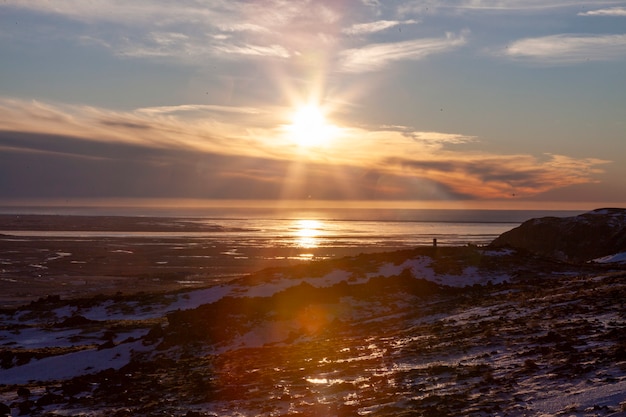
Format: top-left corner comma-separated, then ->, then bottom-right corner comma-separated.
97,339 -> 116,350
62,379 -> 90,396
16,387 -> 30,397
489,208 -> 626,262
1,351 -> 15,369
144,324 -> 164,343
16,400 -> 32,416
36,392 -> 64,406
0,402 -> 10,417
53,315 -> 97,328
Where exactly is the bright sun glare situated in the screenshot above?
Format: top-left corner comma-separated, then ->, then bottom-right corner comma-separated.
295,219 -> 321,248
288,105 -> 334,148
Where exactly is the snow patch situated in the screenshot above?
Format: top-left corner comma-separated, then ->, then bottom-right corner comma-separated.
531,379 -> 626,414
0,340 -> 149,384
593,252 -> 626,264
369,257 -> 509,287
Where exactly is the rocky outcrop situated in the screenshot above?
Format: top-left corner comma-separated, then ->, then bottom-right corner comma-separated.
489,208 -> 626,262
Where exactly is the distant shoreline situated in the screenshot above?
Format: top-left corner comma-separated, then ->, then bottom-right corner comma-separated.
0,207 -> 586,223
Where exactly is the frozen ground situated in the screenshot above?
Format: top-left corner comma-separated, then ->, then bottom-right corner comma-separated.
0,246 -> 625,416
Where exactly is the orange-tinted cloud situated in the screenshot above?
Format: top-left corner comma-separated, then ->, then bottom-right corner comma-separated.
0,98 -> 611,201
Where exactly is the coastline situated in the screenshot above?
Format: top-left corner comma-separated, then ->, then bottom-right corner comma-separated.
1,209 -> 625,415
0,212 -> 515,307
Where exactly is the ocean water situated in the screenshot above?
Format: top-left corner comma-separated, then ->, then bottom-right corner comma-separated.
0,205 -> 585,302
0,205 -> 584,249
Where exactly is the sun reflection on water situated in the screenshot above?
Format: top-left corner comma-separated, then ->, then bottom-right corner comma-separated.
294,219 -> 322,249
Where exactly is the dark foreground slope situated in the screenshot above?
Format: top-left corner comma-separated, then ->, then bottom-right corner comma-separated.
1,245 -> 625,416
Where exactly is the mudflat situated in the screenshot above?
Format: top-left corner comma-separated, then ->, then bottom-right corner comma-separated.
0,214 -> 384,307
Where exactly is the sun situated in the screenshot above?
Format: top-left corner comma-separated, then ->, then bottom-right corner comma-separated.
287,104 -> 334,148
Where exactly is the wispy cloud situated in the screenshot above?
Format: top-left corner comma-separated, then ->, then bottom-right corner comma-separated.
0,98 -> 242,154
343,19 -> 418,35
136,104 -> 265,116
504,34 -> 626,64
578,7 -> 626,16
434,0 -> 622,11
1,0 -> 340,63
398,0 -> 626,15
361,0 -> 381,7
338,31 -> 467,72
116,31 -> 196,58
212,43 -> 290,58
378,125 -> 476,145
388,154 -> 609,199
1,1 -> 231,27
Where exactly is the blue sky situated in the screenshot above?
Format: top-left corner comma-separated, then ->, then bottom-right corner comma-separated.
1,0 -> 625,209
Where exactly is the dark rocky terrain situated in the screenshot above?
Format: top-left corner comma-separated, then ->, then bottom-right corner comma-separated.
490,208 -> 626,262
0,209 -> 625,416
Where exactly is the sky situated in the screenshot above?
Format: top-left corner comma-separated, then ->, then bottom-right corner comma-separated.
1,0 -> 625,210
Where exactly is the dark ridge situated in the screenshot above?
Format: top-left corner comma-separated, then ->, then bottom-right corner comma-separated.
490,208 -> 626,262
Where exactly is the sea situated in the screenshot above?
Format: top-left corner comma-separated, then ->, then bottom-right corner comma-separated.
0,204 -> 587,304
0,204 -> 584,250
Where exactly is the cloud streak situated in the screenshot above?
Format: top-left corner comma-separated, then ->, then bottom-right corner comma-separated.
1,0 -> 342,64
388,154 -> 609,199
338,32 -> 467,72
504,34 -> 626,64
578,7 -> 626,16
418,0 -> 625,12
342,19 -> 418,35
0,1 -> 467,73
